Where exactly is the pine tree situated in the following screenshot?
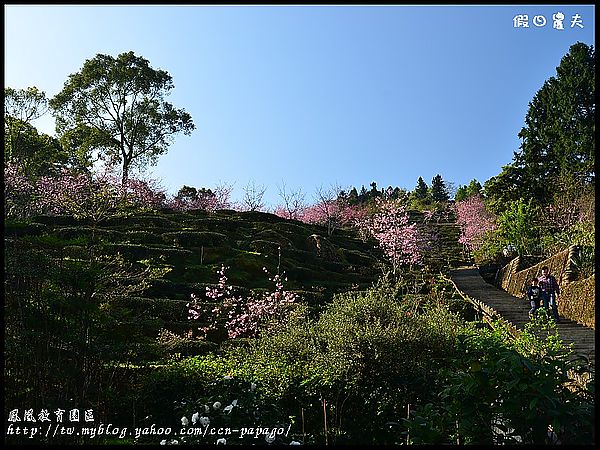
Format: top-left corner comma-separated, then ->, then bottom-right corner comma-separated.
413,177 -> 429,199
430,174 -> 449,202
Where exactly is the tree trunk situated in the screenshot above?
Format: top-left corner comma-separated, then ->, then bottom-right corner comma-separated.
121,162 -> 129,186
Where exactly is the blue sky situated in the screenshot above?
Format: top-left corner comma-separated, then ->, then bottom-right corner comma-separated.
4,5 -> 595,208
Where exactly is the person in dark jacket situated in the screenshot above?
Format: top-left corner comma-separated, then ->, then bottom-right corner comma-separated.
526,277 -> 542,317
538,266 -> 560,323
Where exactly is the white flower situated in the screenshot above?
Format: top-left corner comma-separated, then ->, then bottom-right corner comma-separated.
213,401 -> 222,410
160,440 -> 167,445
223,404 -> 234,414
216,438 -> 227,445
191,412 -> 199,425
290,441 -> 301,445
266,434 -> 276,444
181,416 -> 189,427
231,399 -> 238,406
199,416 -> 210,427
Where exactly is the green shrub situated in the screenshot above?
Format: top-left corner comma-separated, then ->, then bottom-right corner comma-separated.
402,319 -> 594,445
251,228 -> 293,245
202,276 -> 463,444
337,248 -> 378,266
247,239 -> 282,255
50,226 -> 125,243
157,329 -> 218,357
239,210 -> 285,223
104,243 -> 194,265
31,214 -> 84,226
162,231 -> 227,247
99,214 -> 171,229
4,220 -> 48,237
113,297 -> 188,321
125,230 -> 161,245
22,233 -> 89,248
473,229 -> 505,265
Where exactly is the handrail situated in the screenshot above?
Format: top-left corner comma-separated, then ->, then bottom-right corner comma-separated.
441,273 -> 521,340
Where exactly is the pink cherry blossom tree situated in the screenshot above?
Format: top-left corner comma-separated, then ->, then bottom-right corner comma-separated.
188,265 -> 297,340
34,169 -> 122,222
361,198 -> 423,274
300,184 -> 369,235
339,202 -> 368,227
454,195 -> 497,252
4,162 -> 36,219
308,184 -> 344,236
121,177 -> 167,210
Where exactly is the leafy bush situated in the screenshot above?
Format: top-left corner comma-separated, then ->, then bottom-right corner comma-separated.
104,243 -> 194,264
402,316 -> 594,445
190,275 -> 464,444
473,229 -> 505,265
125,230 -> 161,245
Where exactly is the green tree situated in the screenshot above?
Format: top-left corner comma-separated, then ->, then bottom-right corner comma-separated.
496,198 -> 542,256
4,118 -> 69,177
369,181 -> 381,199
485,43 -> 595,211
413,176 -> 429,200
49,51 -> 195,185
4,86 -> 48,125
483,164 -> 526,215
57,123 -> 115,173
347,187 -> 359,205
455,179 -> 482,202
4,87 -> 71,177
430,174 -> 449,202
175,185 -> 199,203
358,185 -> 368,202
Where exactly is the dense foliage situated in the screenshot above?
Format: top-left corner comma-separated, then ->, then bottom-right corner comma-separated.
484,42 -> 595,213
49,51 -> 195,184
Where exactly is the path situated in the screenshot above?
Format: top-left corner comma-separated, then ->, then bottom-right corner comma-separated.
449,267 -> 595,367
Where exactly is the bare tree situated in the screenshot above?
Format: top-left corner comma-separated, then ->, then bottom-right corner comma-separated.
276,181 -> 306,220
241,180 -> 267,212
445,181 -> 458,200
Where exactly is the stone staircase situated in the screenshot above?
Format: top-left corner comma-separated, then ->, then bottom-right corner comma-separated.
449,267 -> 595,368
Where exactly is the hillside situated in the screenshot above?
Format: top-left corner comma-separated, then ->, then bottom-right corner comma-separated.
5,207 -> 466,364
5,208 -> 383,361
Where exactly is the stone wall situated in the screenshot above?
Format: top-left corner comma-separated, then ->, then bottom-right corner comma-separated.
494,245 -> 593,328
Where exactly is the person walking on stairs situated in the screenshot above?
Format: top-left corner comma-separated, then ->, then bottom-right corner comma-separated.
538,266 -> 560,323
526,277 -> 542,318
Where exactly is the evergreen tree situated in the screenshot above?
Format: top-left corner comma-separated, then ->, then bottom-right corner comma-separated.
430,174 -> 449,202
359,185 -> 368,203
369,181 -> 380,199
413,177 -> 429,200
485,42 -> 595,211
348,187 -> 359,205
